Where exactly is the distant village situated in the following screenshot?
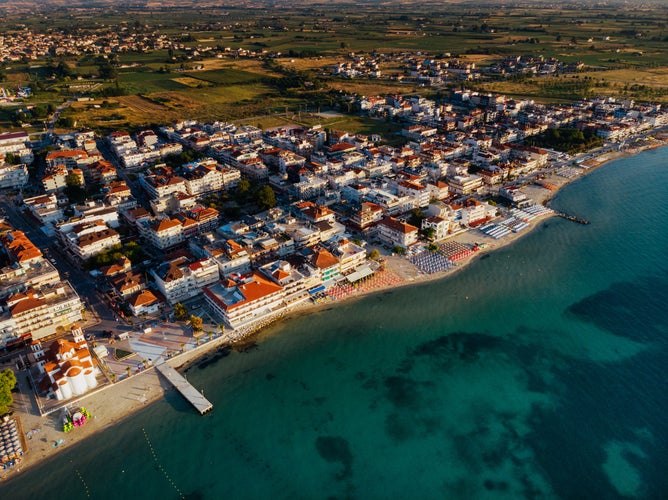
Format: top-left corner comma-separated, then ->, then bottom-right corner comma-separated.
0,25 -> 592,105
331,52 -> 584,83
0,87 -> 664,361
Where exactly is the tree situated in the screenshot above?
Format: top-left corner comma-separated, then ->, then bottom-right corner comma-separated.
173,302 -> 188,321
64,175 -> 86,204
407,208 -> 426,229
98,61 -> 118,80
392,245 -> 406,255
255,184 -> 276,210
367,248 -> 380,260
422,227 -> 436,241
66,172 -> 82,188
0,368 -> 17,416
190,315 -> 203,332
235,178 -> 251,203
4,153 -> 20,165
56,61 -> 73,79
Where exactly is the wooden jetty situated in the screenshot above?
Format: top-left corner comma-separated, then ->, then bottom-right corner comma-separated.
156,363 -> 213,415
554,211 -> 590,225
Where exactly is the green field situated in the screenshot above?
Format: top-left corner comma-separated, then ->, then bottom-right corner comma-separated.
119,72 -> 189,93
1,2 -> 667,132
184,68 -> 266,86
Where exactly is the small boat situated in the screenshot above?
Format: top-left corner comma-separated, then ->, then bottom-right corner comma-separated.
52,439 -> 66,448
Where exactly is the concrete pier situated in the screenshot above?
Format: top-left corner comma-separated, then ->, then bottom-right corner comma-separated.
156,363 -> 213,415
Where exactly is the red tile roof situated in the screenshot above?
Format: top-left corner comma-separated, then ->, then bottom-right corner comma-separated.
379,216 -> 418,234
311,247 -> 339,269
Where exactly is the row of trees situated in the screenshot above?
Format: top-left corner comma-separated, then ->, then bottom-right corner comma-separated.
0,369 -> 17,416
173,303 -> 203,333
525,127 -> 603,154
237,179 -> 277,210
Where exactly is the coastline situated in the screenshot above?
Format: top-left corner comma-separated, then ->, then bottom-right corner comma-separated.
3,139 -> 666,483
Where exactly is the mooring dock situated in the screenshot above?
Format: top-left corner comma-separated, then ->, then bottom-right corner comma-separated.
156,363 -> 213,415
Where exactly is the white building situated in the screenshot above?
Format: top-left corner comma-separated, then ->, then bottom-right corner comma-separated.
377,216 -> 419,249
0,162 -> 28,189
422,216 -> 450,240
204,272 -> 284,328
152,256 -> 219,305
139,217 -> 184,250
58,220 -> 121,260
2,281 -> 83,342
31,327 -> 99,401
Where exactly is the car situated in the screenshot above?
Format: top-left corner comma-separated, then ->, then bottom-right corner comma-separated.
85,333 -> 94,341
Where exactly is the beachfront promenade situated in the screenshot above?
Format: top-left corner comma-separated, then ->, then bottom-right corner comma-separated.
155,363 -> 213,415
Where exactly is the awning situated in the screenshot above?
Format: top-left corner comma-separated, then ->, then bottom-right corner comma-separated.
345,265 -> 374,283
308,285 -> 326,295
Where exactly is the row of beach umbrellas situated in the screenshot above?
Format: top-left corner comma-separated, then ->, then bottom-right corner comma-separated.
0,421 -> 23,459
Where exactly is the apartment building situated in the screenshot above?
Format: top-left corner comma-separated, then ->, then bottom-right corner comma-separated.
204,272 -> 284,328
377,216 -> 419,249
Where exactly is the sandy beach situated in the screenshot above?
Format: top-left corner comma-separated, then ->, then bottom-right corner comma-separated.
2,137 -> 665,483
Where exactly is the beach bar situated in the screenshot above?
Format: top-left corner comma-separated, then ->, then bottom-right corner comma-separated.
156,364 -> 213,415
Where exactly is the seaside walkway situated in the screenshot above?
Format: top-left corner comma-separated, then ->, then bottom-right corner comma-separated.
156,363 -> 213,415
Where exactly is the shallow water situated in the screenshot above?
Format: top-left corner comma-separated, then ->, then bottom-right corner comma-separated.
4,147 -> 668,499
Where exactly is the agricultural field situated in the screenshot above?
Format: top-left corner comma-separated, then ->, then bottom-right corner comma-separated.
0,2 -> 667,132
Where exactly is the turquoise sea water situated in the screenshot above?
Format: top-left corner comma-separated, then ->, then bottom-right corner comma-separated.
4,147 -> 668,499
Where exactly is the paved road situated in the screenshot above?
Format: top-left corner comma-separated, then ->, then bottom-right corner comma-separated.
0,196 -> 122,342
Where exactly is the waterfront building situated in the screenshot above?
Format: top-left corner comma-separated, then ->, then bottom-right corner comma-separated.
31,326 -> 99,401
460,199 -> 496,226
422,216 -> 450,241
328,238 -> 367,275
377,217 -> 419,249
204,272 -> 284,328
259,260 -> 320,307
499,185 -> 528,204
309,246 -> 340,285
